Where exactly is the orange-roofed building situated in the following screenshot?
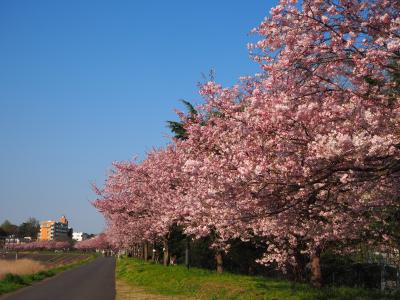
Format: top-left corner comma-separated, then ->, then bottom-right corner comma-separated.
39,216 -> 70,241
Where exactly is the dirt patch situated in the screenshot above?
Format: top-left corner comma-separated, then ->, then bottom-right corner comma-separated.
116,279 -> 188,300
0,259 -> 46,279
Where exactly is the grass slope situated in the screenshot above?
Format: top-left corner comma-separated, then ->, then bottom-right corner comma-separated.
0,253 -> 95,295
116,257 -> 397,300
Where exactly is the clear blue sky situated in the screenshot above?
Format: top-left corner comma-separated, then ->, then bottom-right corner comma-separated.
0,0 -> 275,233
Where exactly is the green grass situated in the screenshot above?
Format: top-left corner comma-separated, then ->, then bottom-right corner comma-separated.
116,257 -> 399,300
0,253 -> 96,295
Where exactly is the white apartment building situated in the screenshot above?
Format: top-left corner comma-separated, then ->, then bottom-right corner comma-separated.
72,232 -> 89,242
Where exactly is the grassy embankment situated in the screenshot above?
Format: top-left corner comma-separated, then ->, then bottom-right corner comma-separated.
116,257 -> 398,300
0,252 -> 95,295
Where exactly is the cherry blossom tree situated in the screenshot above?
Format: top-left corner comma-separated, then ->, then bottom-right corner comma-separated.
93,146 -> 188,265
74,234 -> 110,251
248,0 -> 400,286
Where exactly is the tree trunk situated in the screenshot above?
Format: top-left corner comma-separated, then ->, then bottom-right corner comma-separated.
215,251 -> 223,274
151,241 -> 155,262
310,252 -> 322,288
137,244 -> 140,258
163,238 -> 169,266
144,241 -> 148,262
185,238 -> 190,269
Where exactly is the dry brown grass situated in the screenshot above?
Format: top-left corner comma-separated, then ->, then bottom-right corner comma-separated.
0,259 -> 47,280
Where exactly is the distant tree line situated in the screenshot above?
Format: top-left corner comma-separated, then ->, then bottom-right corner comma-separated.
0,218 -> 40,239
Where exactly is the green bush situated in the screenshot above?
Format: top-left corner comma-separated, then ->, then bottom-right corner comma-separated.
3,274 -> 25,285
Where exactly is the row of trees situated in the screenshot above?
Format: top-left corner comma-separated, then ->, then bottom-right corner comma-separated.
5,237 -> 108,252
93,0 -> 400,287
0,218 -> 40,239
5,240 -> 71,251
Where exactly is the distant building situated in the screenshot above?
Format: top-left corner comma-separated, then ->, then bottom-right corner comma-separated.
72,232 -> 89,242
5,235 -> 21,245
39,216 -> 70,241
4,235 -> 32,246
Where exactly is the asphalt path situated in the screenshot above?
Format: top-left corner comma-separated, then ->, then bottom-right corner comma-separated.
1,256 -> 116,300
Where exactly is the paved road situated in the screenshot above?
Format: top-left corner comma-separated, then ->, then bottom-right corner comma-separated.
1,256 -> 116,300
